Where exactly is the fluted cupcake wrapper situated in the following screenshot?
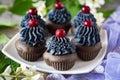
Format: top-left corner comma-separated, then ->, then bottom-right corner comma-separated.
44,59 -> 75,71
76,42 -> 102,61
44,59 -> 51,66
18,51 -> 41,61
46,19 -> 72,35
43,52 -> 77,71
77,50 -> 99,61
15,39 -> 46,61
71,39 -> 102,61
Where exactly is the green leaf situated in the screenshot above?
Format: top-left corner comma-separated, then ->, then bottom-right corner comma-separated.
0,51 -> 5,60
0,51 -> 20,73
103,10 -> 114,18
6,58 -> 20,73
0,22 -> 17,29
0,33 -> 9,45
0,59 -> 10,73
0,5 -> 9,15
98,9 -> 114,18
105,0 -> 112,3
45,0 -> 56,7
10,60 -> 20,72
45,0 -> 56,12
9,0 -> 34,15
62,0 -> 81,18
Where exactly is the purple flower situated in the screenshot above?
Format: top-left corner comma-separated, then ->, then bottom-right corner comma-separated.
105,52 -> 120,80
102,7 -> 120,57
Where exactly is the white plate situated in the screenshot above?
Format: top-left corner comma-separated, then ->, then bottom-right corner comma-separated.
2,29 -> 107,74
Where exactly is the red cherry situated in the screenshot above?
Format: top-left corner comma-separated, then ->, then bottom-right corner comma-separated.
55,29 -> 66,38
54,1 -> 64,10
83,20 -> 93,27
28,19 -> 39,27
28,8 -> 37,15
82,6 -> 90,14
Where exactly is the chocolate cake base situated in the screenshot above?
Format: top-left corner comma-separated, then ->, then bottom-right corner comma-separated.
43,52 -> 77,71
71,39 -> 102,61
46,19 -> 72,35
15,39 -> 46,61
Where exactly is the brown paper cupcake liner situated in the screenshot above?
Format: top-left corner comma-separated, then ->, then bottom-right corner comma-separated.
76,42 -> 102,61
46,19 -> 72,35
44,59 -> 51,66
71,39 -> 102,61
18,51 -> 41,61
15,39 -> 46,61
44,59 -> 75,71
77,50 -> 99,61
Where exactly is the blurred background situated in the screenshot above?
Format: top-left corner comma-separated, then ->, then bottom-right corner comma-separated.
0,0 -> 120,79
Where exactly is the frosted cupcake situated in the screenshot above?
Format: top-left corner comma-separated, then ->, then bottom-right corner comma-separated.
15,18 -> 46,61
72,6 -> 97,33
71,20 -> 102,61
43,29 -> 77,70
21,8 -> 45,29
46,1 -> 72,35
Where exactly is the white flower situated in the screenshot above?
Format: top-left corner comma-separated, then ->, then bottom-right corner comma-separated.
0,64 -> 45,80
15,67 -> 23,73
2,65 -> 11,74
20,63 -> 27,70
78,0 -> 86,5
33,1 -> 46,17
19,64 -> 45,80
30,74 -> 44,80
79,0 -> 105,9
0,77 -> 4,80
29,66 -> 38,71
23,69 -> 35,76
94,65 -> 104,73
1,65 -> 13,80
91,10 -> 105,26
21,77 -> 30,80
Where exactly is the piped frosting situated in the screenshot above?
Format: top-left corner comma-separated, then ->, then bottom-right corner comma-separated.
47,7 -> 71,24
46,36 -> 76,55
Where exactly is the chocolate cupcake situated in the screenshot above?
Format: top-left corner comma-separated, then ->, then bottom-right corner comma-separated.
43,29 -> 77,71
21,8 -> 45,29
71,20 -> 102,61
71,6 -> 97,33
46,1 -> 72,35
15,18 -> 46,61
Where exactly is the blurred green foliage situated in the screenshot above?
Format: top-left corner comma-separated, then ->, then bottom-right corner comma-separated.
0,51 -> 20,73
10,0 -> 34,15
0,33 -> 9,45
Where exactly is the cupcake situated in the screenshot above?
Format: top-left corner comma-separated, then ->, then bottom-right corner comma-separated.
71,19 -> 102,61
43,29 -> 77,71
21,8 -> 45,29
71,6 -> 97,33
46,1 -> 72,35
15,18 -> 46,61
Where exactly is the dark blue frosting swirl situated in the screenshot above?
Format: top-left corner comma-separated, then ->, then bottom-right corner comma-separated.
74,23 -> 100,46
72,11 -> 97,28
20,26 -> 46,47
21,14 -> 45,29
47,7 -> 71,24
46,36 -> 76,55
